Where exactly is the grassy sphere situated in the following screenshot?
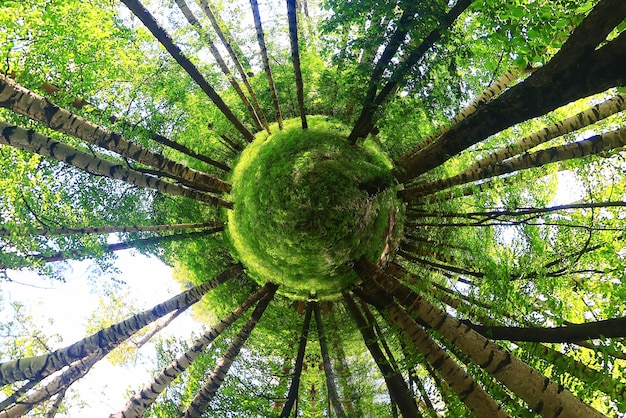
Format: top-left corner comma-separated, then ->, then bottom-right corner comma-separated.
227,116 -> 401,299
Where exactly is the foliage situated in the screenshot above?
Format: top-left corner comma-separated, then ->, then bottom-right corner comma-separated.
228,116 -> 398,299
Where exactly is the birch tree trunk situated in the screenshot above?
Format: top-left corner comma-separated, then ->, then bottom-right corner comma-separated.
348,0 -> 473,142
249,0 -> 284,129
343,293 -> 422,418
195,0 -> 271,133
313,302 -> 346,418
280,303 -> 313,418
0,121 -> 232,208
0,228 -> 224,270
174,0 -> 264,132
0,353 -> 101,418
182,283 -> 278,417
401,120 -> 626,202
0,221 -> 223,237
120,0 -> 255,142
397,0 -> 626,182
355,257 -> 604,418
112,283 -> 273,418
400,67 -> 531,162
0,76 -> 230,193
286,0 -> 308,129
0,264 -> 242,385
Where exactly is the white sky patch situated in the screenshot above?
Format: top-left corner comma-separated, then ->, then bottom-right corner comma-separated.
551,170 -> 585,206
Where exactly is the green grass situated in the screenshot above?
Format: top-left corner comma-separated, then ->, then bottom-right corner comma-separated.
227,116 -> 402,299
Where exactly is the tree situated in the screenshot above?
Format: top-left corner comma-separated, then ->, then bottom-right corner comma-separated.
2,0 -> 626,416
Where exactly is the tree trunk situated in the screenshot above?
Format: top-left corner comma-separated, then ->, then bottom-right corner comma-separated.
286,0 -> 308,129
328,304 -> 362,416
195,0 -> 269,134
175,0 -> 265,132
349,0 -> 473,142
343,293 -> 422,418
0,221 -> 223,237
113,117 -> 231,172
0,353 -> 101,418
397,0 -> 626,182
401,66 -> 531,161
182,283 -> 278,417
0,264 -> 242,385
466,92 -> 626,173
112,283 -> 273,418
313,302 -> 346,418
356,257 -> 604,418
1,227 -> 224,270
463,317 -> 626,343
0,121 -> 232,208
44,388 -> 66,418
0,76 -> 231,193
0,381 -> 38,412
120,0 -> 255,142
281,303 -> 313,418
401,124 -> 626,201
249,0 -> 284,129
356,283 -> 507,417
390,262 -> 626,402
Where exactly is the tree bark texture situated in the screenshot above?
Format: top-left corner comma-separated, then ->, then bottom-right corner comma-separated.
0,264 -> 242,385
286,0 -> 308,129
112,283 -> 273,418
182,283 -> 278,417
249,0 -> 284,129
355,258 -> 604,418
343,293 -> 422,418
398,0 -> 626,182
0,122 -> 232,208
280,303 -> 313,418
120,0 -> 255,142
0,76 -> 230,193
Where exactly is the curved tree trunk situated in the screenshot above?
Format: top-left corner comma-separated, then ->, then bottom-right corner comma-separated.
182,283 -> 278,417
120,0 -> 255,142
175,0 -> 264,132
0,264 -> 242,385
286,0 -> 307,129
356,257 -> 604,418
0,121 -> 232,208
280,303 -> 313,418
344,293 -> 422,418
196,0 -> 271,133
112,283 -> 273,418
249,0 -> 284,129
397,0 -> 626,182
0,76 -> 230,193
0,221 -> 223,237
313,302 -> 346,418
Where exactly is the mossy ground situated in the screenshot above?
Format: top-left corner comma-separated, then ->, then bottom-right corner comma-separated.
227,116 -> 402,299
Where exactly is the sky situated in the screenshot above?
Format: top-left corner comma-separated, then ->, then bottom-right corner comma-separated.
0,248 -> 203,416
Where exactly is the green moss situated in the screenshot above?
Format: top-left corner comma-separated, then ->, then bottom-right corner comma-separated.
227,116 -> 401,299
